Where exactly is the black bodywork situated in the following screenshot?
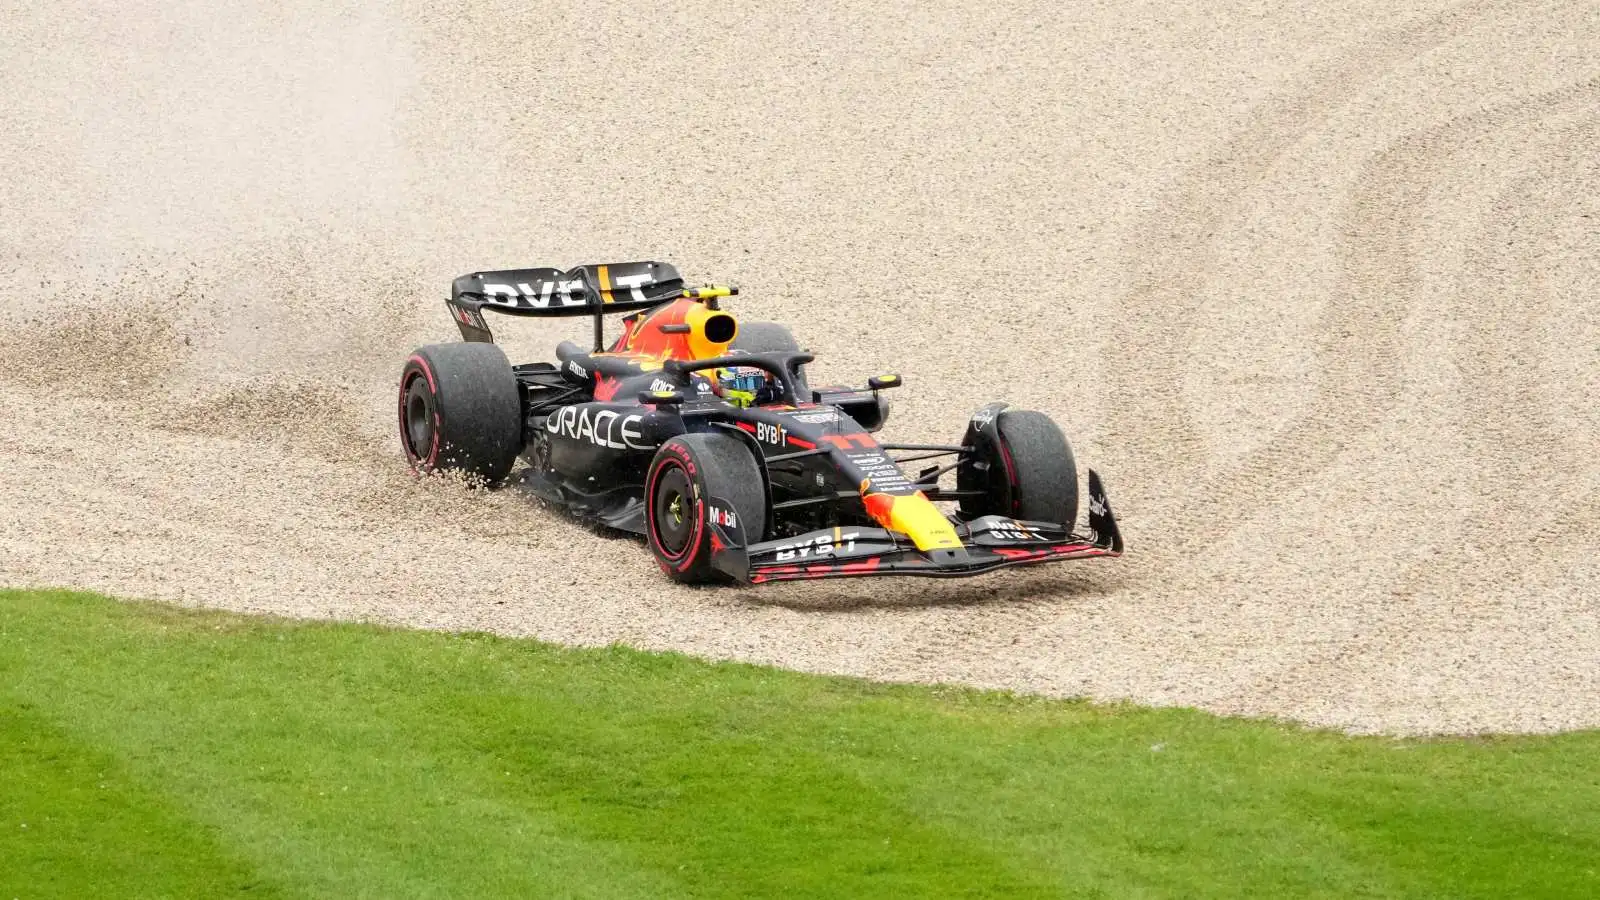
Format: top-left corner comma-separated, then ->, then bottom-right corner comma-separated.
512,349 -> 1122,584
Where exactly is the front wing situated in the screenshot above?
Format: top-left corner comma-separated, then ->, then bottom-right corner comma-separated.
710,469 -> 1124,584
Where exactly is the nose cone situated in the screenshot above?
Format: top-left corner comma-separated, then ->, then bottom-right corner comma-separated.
863,491 -> 963,553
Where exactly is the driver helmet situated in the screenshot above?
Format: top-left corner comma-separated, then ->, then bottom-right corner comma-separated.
713,366 -> 775,408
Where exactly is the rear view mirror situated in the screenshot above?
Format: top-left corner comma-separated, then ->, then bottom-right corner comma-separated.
638,389 -> 685,406
868,374 -> 902,391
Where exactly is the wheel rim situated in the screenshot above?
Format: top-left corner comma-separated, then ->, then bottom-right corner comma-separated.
652,463 -> 694,557
402,375 -> 436,463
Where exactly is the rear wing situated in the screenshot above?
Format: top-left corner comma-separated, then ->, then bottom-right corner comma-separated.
446,261 -> 686,345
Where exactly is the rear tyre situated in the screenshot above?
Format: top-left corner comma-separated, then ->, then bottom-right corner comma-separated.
957,409 -> 1079,527
646,433 -> 767,584
398,343 -> 522,485
731,321 -> 811,398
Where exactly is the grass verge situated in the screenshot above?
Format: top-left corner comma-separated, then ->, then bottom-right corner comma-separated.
2,588 -> 1596,898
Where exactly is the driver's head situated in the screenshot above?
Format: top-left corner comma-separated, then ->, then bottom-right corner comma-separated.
714,366 -> 773,408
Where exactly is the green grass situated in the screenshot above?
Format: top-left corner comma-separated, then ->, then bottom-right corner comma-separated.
1,589 -> 1596,898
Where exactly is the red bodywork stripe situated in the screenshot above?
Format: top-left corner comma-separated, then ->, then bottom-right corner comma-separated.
823,433 -> 875,450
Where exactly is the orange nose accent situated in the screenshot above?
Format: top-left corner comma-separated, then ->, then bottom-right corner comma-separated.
863,492 -> 895,522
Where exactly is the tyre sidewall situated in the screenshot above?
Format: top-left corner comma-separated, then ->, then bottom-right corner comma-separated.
646,440 -> 708,577
399,358 -> 442,470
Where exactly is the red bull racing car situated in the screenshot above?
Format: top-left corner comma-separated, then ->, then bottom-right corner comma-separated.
399,261 -> 1122,584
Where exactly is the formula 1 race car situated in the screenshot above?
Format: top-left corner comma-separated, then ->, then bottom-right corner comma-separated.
398,261 -> 1122,584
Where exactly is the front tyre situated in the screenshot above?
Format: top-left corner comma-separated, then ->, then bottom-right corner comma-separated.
398,343 -> 522,485
957,408 -> 1079,527
646,433 -> 767,584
